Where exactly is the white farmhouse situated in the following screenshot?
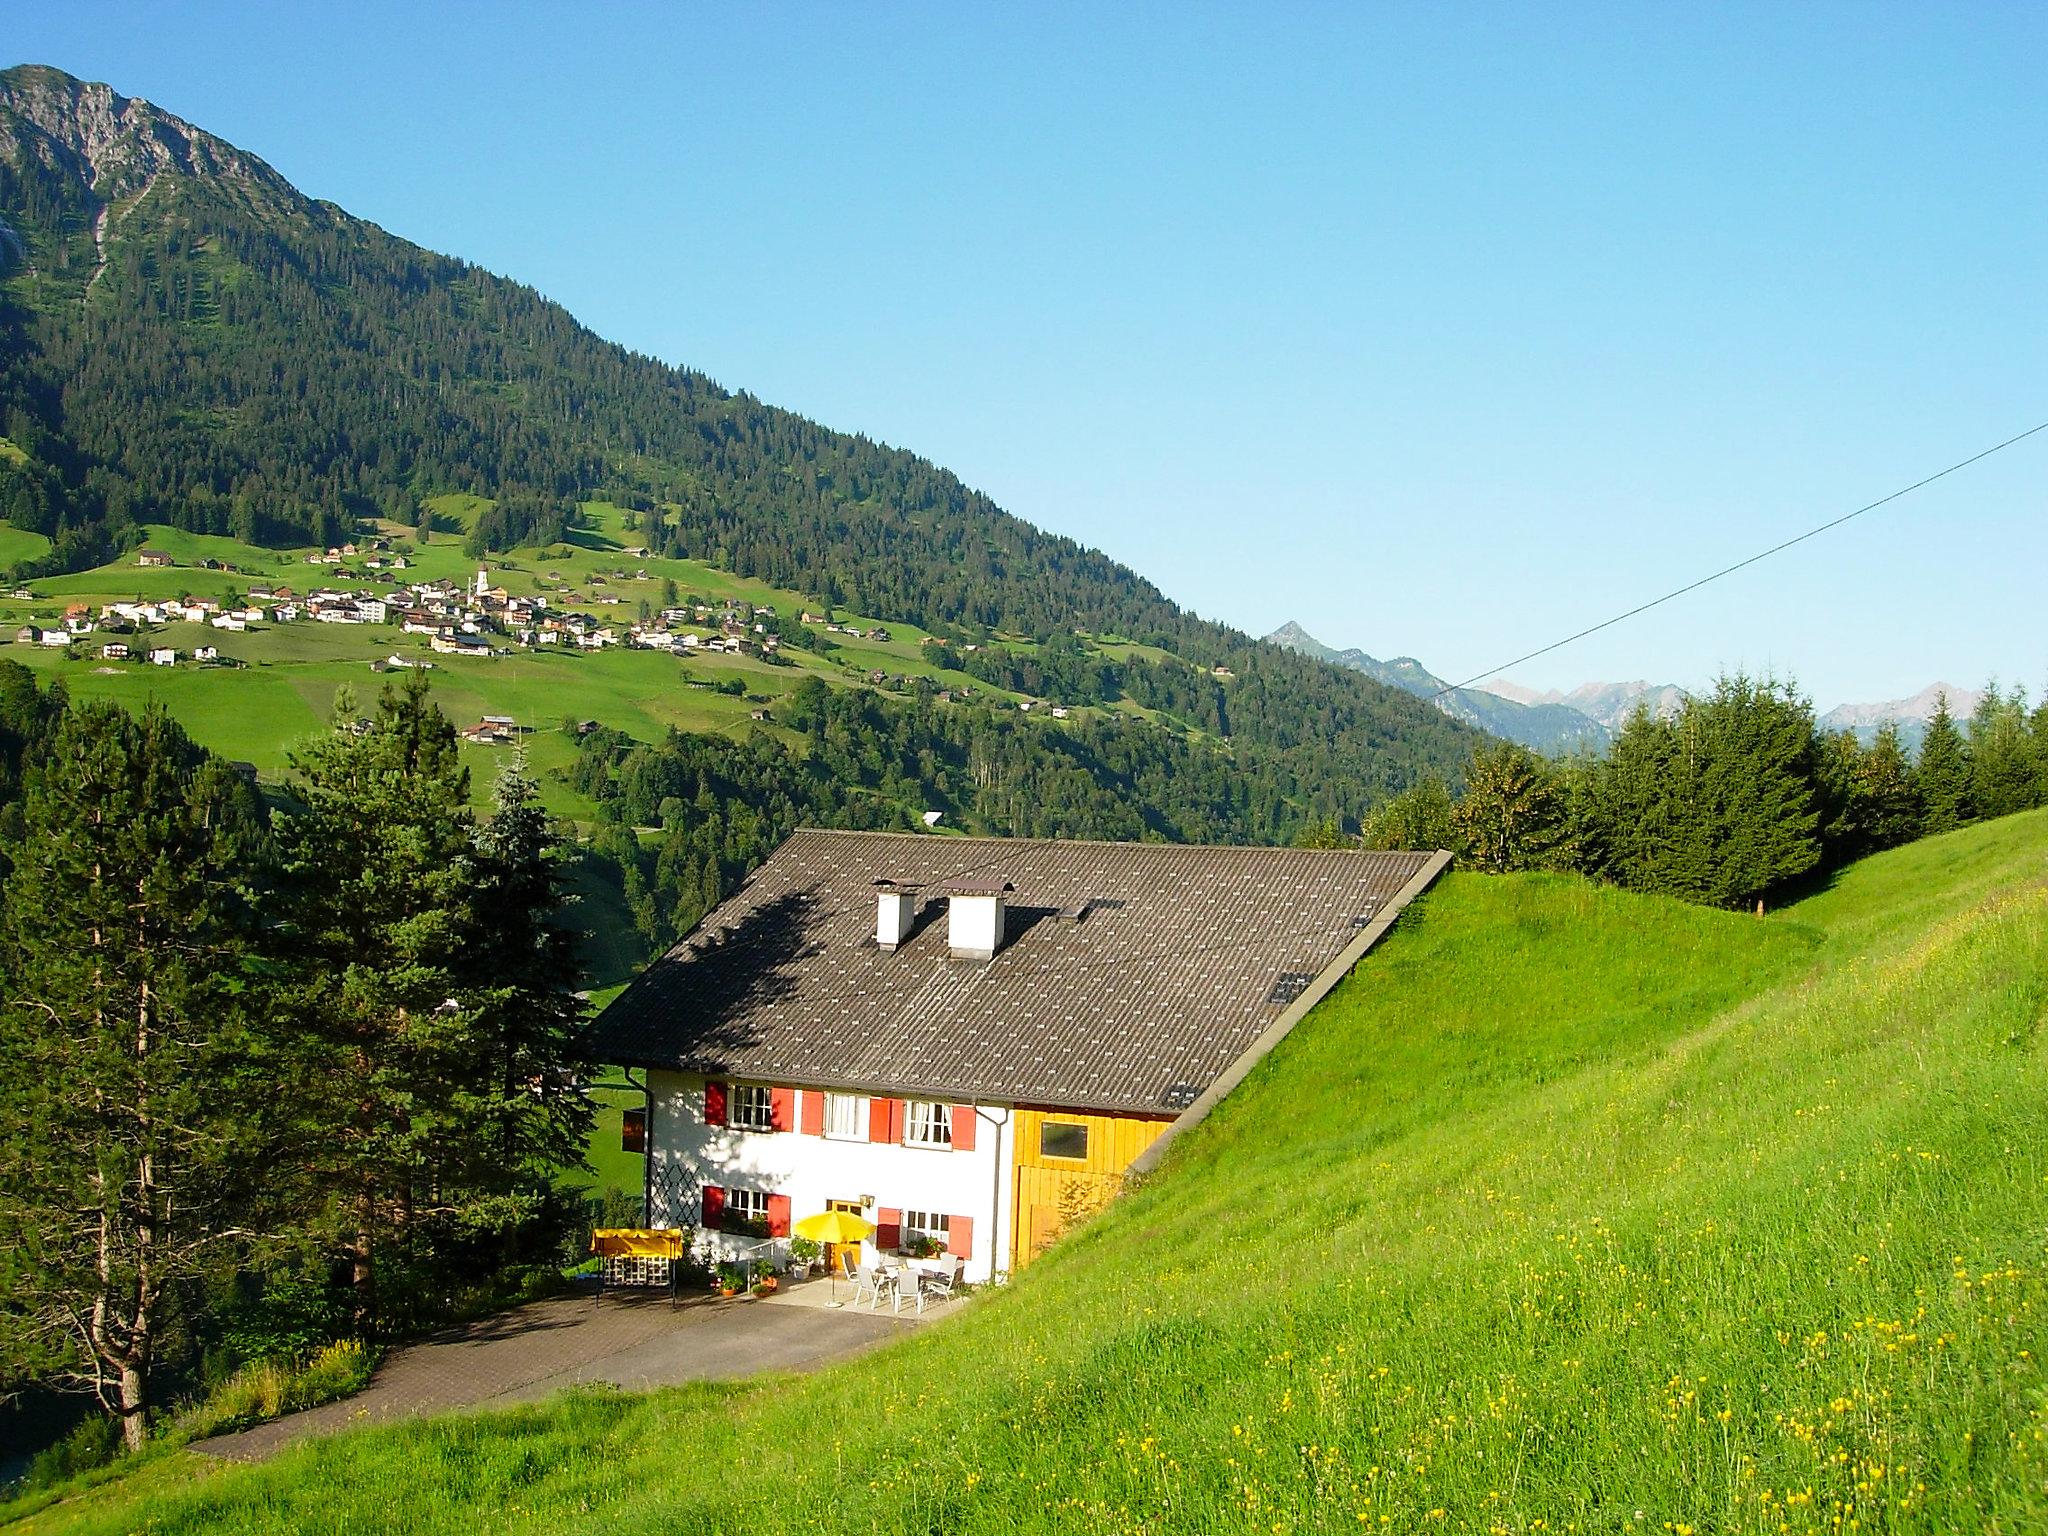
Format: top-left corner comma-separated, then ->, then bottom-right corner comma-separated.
588,833 -> 1445,1285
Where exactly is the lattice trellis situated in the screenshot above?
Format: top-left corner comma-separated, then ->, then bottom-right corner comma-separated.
650,1161 -> 701,1232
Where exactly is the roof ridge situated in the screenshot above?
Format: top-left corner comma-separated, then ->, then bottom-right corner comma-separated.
792,826 -> 1442,857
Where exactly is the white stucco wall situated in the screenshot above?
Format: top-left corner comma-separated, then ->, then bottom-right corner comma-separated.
645,1070 -> 1018,1284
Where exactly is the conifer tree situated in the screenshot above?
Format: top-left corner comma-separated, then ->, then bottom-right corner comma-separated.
275,670 -> 478,1321
1967,685 -> 2037,820
1915,693 -> 1971,834
458,757 -> 593,1227
0,704 -> 269,1449
1855,721 -> 1924,851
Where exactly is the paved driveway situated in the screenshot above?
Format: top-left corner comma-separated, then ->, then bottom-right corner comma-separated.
194,1287 -> 910,1462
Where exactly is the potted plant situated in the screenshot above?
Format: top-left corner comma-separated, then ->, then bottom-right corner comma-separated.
752,1258 -> 779,1295
716,1262 -> 745,1297
786,1236 -> 821,1278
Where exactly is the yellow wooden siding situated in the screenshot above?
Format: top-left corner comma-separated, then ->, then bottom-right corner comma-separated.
1010,1107 -> 1170,1271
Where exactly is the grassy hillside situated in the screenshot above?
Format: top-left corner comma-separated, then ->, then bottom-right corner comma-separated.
0,499 -> 1020,819
19,811 -> 2048,1533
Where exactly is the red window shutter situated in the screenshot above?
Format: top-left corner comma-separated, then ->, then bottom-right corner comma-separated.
799,1091 -> 824,1136
948,1215 -> 974,1260
876,1207 -> 903,1250
703,1080 -> 727,1127
767,1194 -> 792,1238
950,1104 -> 977,1151
620,1106 -> 646,1154
701,1185 -> 726,1232
770,1086 -> 794,1133
870,1096 -> 901,1144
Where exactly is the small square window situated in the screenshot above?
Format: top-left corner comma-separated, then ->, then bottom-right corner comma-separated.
904,1100 -> 953,1147
724,1187 -> 769,1235
903,1209 -> 951,1250
730,1083 -> 773,1131
1040,1122 -> 1089,1161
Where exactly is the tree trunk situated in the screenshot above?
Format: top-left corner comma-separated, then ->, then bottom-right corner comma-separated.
117,1357 -> 149,1453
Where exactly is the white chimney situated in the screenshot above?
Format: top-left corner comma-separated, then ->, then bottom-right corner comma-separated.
874,881 -> 918,950
945,878 -> 1013,960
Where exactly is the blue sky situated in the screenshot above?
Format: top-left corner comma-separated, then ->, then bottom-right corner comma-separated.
13,3 -> 2044,706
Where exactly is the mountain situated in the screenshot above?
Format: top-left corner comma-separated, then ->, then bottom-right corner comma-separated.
0,65 -> 1481,829
1265,621 -> 1609,753
1479,677 -> 1690,733
1820,682 -> 1986,751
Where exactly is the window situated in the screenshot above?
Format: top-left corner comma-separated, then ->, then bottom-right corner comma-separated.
824,1092 -> 865,1140
1040,1121 -> 1089,1161
904,1100 -> 953,1147
725,1187 -> 769,1235
903,1210 -> 951,1249
730,1083 -> 774,1131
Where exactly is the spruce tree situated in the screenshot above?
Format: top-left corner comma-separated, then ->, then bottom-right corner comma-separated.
0,704 -> 270,1449
1855,721 -> 1923,850
1915,693 -> 1971,834
458,757 -> 593,1243
1968,685 -> 2036,820
275,670 -> 478,1323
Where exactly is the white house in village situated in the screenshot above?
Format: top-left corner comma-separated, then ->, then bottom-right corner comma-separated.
589,832 -> 1445,1285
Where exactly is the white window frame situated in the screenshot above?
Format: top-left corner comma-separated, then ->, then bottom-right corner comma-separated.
726,1187 -> 769,1225
729,1082 -> 774,1132
903,1100 -> 953,1148
903,1209 -> 951,1247
823,1092 -> 866,1141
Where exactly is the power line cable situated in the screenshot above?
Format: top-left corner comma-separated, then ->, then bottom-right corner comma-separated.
1429,417 -> 2048,702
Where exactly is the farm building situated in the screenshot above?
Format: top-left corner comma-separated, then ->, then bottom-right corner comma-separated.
586,831 -> 1446,1284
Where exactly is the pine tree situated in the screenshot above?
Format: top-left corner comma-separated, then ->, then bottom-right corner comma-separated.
1915,693 -> 1971,834
0,704 -> 270,1449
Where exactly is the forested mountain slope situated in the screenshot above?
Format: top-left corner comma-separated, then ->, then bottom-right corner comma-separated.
0,64 -> 1478,816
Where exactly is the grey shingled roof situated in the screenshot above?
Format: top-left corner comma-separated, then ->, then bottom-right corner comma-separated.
586,831 -> 1438,1115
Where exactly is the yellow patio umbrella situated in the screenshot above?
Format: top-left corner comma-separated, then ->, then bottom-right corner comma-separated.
792,1210 -> 875,1300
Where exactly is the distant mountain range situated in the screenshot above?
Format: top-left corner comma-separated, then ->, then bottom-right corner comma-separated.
1267,621 -> 1976,758
1264,622 -> 1622,753
1819,684 -> 1984,752
1476,677 -> 1691,734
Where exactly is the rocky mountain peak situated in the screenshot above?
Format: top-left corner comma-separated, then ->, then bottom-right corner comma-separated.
0,64 -> 290,205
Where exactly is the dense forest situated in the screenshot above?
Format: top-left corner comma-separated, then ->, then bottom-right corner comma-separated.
573,676 -> 1293,949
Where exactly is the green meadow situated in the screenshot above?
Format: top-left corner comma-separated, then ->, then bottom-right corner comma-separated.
18,810 -> 2048,1534
0,500 -> 1028,823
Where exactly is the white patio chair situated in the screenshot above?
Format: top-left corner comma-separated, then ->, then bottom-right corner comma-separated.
888,1266 -> 925,1316
918,1258 -> 962,1305
851,1260 -> 886,1310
